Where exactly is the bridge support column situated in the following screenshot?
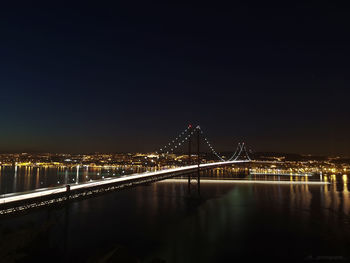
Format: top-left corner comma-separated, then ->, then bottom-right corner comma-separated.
188,130 -> 191,194
197,127 -> 200,195
66,184 -> 71,202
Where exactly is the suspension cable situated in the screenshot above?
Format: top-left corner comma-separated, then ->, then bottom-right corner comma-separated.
156,125 -> 252,162
196,126 -> 225,161
242,144 -> 252,161
233,143 -> 244,161
227,143 -> 241,161
156,125 -> 192,154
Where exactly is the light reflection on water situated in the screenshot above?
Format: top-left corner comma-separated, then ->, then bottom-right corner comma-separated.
152,180 -> 350,262
0,170 -> 350,262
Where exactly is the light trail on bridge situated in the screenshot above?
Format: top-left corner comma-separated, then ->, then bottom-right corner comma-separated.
0,160 -> 249,205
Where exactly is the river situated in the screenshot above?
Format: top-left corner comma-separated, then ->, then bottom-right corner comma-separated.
0,170 -> 349,262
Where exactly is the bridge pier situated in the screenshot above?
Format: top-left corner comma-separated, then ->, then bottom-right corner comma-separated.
188,129 -> 191,194
197,127 -> 200,196
187,126 -> 201,196
66,184 -> 71,202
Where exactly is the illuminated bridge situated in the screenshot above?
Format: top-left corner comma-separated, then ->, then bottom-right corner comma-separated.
0,125 -> 327,215
0,160 -> 250,214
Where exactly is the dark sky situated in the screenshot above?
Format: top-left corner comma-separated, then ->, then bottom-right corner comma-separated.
1,1 -> 350,155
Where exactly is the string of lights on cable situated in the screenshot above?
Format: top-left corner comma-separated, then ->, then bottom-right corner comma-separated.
227,143 -> 241,161
240,143 -> 252,161
231,142 -> 251,161
156,124 -> 195,155
156,124 -> 252,161
198,126 -> 252,162
196,126 -> 225,162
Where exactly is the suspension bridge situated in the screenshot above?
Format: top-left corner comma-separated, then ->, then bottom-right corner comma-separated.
0,124 -> 325,215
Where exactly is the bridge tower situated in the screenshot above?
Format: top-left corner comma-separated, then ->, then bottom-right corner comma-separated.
197,126 -> 200,195
188,124 -> 192,193
188,125 -> 201,196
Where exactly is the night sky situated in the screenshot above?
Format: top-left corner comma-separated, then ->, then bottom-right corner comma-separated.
1,2 -> 350,156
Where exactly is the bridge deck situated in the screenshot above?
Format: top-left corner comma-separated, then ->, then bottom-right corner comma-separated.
0,160 -> 248,214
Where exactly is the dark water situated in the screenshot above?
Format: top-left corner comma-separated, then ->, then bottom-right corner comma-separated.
0,173 -> 350,262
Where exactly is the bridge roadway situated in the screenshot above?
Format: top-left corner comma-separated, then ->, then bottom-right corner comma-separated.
0,160 -> 249,214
